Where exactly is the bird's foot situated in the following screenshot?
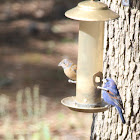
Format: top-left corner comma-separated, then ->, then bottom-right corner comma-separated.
107,105 -> 112,109
68,79 -> 76,84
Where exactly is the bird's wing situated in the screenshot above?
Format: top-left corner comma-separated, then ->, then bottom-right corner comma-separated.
107,89 -> 124,110
71,65 -> 77,73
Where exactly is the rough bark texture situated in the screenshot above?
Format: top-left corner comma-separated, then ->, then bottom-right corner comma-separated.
92,0 -> 139,140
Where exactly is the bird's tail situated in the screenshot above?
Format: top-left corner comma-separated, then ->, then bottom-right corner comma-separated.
115,106 -> 126,124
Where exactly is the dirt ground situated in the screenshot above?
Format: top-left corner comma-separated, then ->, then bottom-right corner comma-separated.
0,0 -> 92,140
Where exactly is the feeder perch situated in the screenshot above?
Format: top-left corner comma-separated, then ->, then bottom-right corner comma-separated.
61,0 -> 119,113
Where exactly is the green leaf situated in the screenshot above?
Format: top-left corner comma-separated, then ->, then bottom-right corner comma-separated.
32,132 -> 40,140
42,124 -> 51,140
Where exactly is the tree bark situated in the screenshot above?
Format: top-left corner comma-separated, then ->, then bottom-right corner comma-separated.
92,0 -> 139,139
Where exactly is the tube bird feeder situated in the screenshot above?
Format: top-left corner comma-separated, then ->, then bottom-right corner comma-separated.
61,0 -> 119,113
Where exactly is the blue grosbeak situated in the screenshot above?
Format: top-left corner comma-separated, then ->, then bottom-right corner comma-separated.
98,78 -> 126,124
58,59 -> 77,83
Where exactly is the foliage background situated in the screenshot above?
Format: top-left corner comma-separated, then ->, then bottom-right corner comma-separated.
0,0 -> 92,140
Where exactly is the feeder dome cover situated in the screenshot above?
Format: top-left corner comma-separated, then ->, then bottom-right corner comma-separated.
65,1 -> 119,21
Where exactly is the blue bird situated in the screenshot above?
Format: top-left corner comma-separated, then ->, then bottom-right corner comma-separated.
100,78 -> 126,124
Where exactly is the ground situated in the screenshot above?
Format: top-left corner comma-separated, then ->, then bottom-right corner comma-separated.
0,0 -> 92,140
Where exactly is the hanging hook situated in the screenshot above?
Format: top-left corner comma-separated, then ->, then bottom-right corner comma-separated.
121,0 -> 130,6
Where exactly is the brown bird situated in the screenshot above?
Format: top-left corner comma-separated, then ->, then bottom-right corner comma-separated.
58,59 -> 77,83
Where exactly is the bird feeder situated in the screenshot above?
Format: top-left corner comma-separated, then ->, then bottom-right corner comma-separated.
61,0 -> 119,113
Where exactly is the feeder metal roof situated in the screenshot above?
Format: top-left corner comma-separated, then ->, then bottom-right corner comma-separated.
65,1 -> 119,21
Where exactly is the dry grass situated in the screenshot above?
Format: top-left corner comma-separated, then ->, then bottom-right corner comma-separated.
0,86 -> 92,140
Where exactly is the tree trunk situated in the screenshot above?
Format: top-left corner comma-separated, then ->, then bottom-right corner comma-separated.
92,0 -> 139,139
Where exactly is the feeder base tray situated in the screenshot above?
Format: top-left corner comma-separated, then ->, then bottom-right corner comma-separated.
61,96 -> 109,113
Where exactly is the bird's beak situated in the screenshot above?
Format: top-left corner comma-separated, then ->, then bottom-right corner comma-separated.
58,62 -> 62,66
102,79 -> 107,83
